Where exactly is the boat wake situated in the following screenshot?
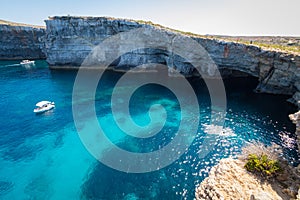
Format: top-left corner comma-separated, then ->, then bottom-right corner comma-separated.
1,64 -> 21,68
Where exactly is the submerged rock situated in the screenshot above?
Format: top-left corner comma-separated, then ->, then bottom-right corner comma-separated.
0,181 -> 14,196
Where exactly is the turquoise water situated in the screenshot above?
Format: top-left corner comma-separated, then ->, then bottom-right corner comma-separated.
0,60 -> 298,199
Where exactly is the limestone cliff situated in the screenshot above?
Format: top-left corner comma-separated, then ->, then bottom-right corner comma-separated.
0,20 -> 46,60
43,16 -> 300,107
43,16 -> 146,66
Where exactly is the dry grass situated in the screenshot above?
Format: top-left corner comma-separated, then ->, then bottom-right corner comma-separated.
211,36 -> 300,55
250,41 -> 300,54
0,19 -> 45,29
132,20 -> 300,55
12,15 -> 300,55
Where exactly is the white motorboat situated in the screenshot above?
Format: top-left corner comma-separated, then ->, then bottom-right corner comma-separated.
20,60 -> 35,65
33,101 -> 55,114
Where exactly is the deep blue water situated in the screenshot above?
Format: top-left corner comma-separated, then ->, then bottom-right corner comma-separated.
0,60 -> 298,199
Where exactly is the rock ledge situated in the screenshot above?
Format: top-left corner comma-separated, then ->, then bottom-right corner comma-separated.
195,158 -> 296,200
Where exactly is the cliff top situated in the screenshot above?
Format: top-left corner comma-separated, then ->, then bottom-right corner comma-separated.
210,35 -> 300,56
47,16 -> 206,36
48,16 -> 300,55
0,19 -> 45,29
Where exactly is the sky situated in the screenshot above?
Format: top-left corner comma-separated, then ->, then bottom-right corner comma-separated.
1,0 -> 299,36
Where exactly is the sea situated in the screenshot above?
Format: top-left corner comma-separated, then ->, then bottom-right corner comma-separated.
0,60 -> 298,199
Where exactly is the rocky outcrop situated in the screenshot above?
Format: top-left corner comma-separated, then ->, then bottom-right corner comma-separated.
43,16 -> 300,107
195,38 -> 300,98
0,21 -> 46,60
195,158 -> 299,200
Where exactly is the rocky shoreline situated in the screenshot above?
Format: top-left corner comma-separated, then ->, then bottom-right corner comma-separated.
195,158 -> 300,200
196,111 -> 300,200
195,158 -> 285,200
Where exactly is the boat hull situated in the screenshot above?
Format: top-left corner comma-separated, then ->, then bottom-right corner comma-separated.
33,105 -> 55,114
20,60 -> 35,65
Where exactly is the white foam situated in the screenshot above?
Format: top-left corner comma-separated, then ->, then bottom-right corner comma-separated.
279,132 -> 296,149
203,124 -> 236,137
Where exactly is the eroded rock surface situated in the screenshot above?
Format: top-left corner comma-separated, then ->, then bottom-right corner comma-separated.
195,158 -> 290,200
1,16 -> 299,106
44,16 -> 300,106
0,21 -> 45,60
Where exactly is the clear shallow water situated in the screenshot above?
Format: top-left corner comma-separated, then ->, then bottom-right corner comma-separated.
0,60 -> 298,199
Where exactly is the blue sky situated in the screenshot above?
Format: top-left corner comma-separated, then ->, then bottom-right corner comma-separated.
1,0 -> 299,36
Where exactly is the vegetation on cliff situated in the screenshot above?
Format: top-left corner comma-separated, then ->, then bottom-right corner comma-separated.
133,18 -> 300,55
244,153 -> 281,176
49,16 -> 300,55
196,142 -> 300,199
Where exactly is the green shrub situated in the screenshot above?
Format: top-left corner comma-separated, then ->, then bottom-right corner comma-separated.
244,153 -> 281,176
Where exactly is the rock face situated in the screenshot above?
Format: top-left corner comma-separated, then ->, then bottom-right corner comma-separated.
195,39 -> 299,98
44,16 -> 146,66
43,16 -> 300,107
195,158 -> 288,200
0,22 -> 46,60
